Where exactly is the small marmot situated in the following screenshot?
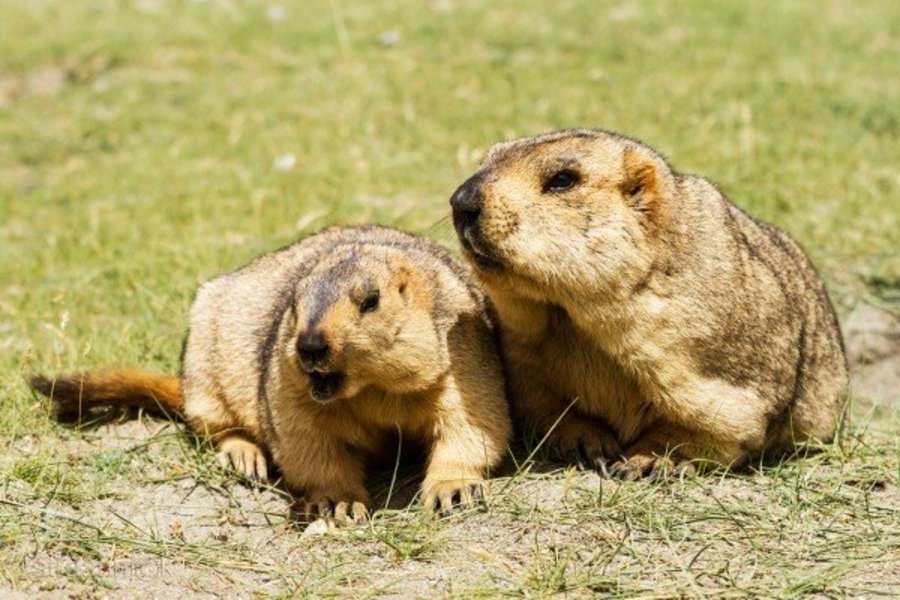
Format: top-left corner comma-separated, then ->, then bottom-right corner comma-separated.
450,129 -> 848,477
31,225 -> 511,521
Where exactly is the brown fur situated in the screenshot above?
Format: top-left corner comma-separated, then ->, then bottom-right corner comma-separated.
29,369 -> 182,416
450,129 -> 848,477
31,226 -> 511,522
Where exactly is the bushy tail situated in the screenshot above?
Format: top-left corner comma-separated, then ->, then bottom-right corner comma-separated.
29,369 -> 183,418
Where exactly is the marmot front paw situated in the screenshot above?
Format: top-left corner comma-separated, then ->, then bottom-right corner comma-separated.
609,451 -> 697,481
216,435 -> 268,482
291,493 -> 369,525
422,477 -> 485,516
547,416 -> 623,475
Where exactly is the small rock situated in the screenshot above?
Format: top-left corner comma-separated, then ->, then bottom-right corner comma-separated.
135,0 -> 163,14
377,30 -> 402,48
273,153 -> 297,172
429,0 -> 456,13
300,518 -> 331,539
267,5 -> 286,22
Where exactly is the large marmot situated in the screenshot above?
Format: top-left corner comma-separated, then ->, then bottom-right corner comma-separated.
450,129 -> 848,477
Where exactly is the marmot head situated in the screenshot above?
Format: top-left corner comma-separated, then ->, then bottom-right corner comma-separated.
288,244 -> 446,403
450,129 -> 677,303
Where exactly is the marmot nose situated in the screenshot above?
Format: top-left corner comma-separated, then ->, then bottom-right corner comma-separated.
297,330 -> 329,368
450,175 -> 483,227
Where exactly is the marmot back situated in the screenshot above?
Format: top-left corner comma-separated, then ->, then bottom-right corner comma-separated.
450,128 -> 848,477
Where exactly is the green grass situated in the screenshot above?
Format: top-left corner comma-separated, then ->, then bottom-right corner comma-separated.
1,0 -> 898,597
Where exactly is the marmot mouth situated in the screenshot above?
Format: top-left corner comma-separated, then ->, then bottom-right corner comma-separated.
461,231 -> 504,271
308,371 -> 345,403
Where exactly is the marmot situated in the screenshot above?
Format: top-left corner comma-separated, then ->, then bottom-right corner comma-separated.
450,129 -> 848,477
31,225 -> 511,521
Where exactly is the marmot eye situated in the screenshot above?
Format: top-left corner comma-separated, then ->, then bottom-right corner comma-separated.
360,291 -> 380,314
543,169 -> 580,193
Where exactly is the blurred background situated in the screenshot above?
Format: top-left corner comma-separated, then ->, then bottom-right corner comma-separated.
1,0 -> 898,386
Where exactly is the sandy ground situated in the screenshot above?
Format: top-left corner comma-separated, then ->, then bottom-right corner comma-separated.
2,304 -> 898,598
843,303 -> 900,407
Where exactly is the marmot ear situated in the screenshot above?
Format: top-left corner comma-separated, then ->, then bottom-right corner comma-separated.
394,264 -> 412,301
620,147 -> 671,227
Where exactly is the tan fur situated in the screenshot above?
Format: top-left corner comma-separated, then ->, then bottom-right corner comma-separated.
31,226 -> 511,521
450,129 -> 848,477
30,369 -> 182,416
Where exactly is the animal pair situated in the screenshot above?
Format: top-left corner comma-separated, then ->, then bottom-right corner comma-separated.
31,128 -> 849,523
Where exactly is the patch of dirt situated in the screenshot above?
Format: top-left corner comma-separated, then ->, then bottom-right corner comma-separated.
843,303 -> 900,407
